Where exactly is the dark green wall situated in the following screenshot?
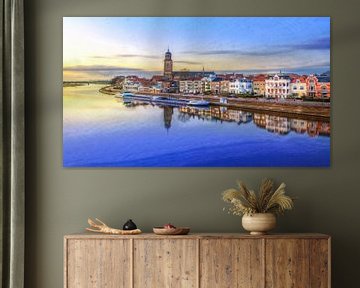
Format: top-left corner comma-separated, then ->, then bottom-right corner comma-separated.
25,0 -> 360,287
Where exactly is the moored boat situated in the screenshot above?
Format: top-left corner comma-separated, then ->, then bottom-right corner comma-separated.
188,100 -> 210,106
116,91 -> 135,98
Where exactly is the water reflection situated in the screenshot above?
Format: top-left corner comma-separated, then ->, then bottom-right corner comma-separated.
122,100 -> 330,138
163,106 -> 173,130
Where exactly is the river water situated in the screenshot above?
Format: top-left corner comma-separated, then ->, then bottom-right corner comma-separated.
63,84 -> 330,167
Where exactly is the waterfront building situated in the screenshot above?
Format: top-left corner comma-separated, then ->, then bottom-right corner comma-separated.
179,77 -> 203,94
229,78 -> 253,94
306,75 -> 318,97
240,78 -> 253,94
252,75 -> 266,96
123,77 -> 141,92
316,75 -> 331,98
163,49 -> 173,80
202,77 -> 212,93
210,78 -> 223,94
138,86 -> 161,94
229,80 -> 239,94
220,80 -> 230,94
265,74 -> 291,99
306,74 -> 331,98
161,80 -> 179,93
290,76 -> 307,97
150,75 -> 165,91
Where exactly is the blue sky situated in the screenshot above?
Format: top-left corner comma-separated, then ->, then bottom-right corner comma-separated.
63,17 -> 330,80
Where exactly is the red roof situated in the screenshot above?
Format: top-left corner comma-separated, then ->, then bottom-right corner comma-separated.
151,75 -> 164,81
253,74 -> 267,81
290,75 -> 307,83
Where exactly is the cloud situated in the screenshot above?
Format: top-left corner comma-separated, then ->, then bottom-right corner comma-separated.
216,60 -> 330,74
91,54 -> 160,59
174,60 -> 203,65
182,50 -> 240,56
63,65 -> 144,72
181,49 -> 293,57
181,37 -> 330,57
289,37 -> 330,50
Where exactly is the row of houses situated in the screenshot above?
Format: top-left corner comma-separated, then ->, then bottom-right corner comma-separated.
265,74 -> 331,98
121,72 -> 331,99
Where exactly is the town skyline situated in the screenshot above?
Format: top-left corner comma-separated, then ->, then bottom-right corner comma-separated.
63,17 -> 330,81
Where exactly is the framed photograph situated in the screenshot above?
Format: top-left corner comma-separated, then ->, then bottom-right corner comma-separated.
63,17 -> 330,167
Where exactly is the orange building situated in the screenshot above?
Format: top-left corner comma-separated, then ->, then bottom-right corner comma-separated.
252,74 -> 266,96
306,75 -> 331,98
315,76 -> 331,98
210,78 -> 222,94
220,80 -> 230,94
306,75 -> 318,97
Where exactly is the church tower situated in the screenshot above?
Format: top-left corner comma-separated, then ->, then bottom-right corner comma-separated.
163,48 -> 173,80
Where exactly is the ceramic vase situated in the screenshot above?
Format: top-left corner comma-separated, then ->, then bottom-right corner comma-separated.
242,213 -> 276,235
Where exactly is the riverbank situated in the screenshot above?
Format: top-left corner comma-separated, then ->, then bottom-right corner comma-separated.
101,84 -> 330,119
99,85 -> 122,95
132,92 -> 330,120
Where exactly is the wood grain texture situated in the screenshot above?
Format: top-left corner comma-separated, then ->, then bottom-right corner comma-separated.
133,239 -> 198,288
265,239 -> 310,288
66,239 -> 131,288
310,239 -> 330,288
200,239 -> 264,288
64,234 -> 330,288
65,233 -> 330,240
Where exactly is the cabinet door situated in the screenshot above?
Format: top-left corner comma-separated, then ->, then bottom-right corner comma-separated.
309,239 -> 330,288
266,239 -> 310,287
134,239 -> 198,288
200,239 -> 264,288
66,239 -> 131,288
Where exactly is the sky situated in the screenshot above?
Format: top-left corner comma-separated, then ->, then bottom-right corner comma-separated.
63,17 -> 330,81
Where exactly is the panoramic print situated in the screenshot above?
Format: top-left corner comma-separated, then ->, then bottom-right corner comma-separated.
63,17 -> 331,167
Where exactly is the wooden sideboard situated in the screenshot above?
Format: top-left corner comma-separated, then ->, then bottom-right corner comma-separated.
64,233 -> 330,288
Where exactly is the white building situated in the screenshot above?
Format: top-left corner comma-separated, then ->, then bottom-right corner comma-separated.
229,78 -> 253,94
123,80 -> 141,92
179,78 -> 203,94
265,74 -> 291,98
201,77 -> 211,93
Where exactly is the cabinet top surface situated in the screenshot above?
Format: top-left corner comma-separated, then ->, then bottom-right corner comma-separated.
64,232 -> 330,240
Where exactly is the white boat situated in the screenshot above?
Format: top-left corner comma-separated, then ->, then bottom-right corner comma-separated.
152,96 -> 167,101
188,100 -> 210,106
121,92 -> 135,98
